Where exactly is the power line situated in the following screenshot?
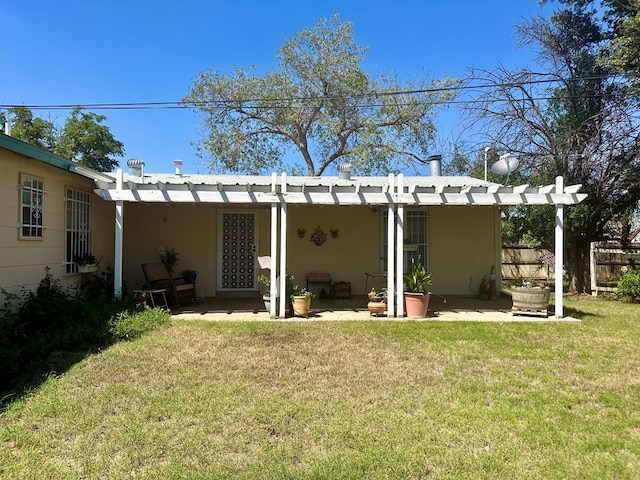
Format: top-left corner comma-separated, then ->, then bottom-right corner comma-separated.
0,74 -> 622,111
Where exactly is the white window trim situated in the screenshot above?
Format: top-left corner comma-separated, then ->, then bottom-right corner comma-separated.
19,173 -> 46,239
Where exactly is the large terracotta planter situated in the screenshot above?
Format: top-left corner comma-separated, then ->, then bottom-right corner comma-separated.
291,296 -> 312,317
511,287 -> 550,317
404,292 -> 430,318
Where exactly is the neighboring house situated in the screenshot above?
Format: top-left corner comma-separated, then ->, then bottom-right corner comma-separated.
0,132 -> 114,296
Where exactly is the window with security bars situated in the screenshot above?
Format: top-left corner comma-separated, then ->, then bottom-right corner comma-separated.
380,209 -> 430,272
20,174 -> 45,239
65,188 -> 92,274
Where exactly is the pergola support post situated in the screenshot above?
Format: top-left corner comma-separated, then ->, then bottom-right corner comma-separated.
114,169 -> 124,298
278,173 -> 288,319
386,174 -> 396,317
555,176 -> 564,318
396,174 -> 404,318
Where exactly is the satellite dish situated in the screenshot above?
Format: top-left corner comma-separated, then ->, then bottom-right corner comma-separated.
491,153 -> 519,175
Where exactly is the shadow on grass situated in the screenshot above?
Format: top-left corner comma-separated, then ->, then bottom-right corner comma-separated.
0,346 -> 108,412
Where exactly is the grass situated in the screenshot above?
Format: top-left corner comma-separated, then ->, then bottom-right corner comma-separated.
1,297 -> 639,479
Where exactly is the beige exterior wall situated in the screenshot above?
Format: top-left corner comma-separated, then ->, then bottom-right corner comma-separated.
120,202 -> 501,297
429,205 -> 501,295
0,149 -> 114,295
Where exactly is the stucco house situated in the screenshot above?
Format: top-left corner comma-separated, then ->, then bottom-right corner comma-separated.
0,133 -> 114,295
1,132 -> 587,318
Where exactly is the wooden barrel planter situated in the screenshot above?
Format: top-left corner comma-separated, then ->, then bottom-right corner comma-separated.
511,287 -> 551,317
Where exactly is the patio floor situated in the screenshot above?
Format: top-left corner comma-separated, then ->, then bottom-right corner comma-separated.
170,292 -> 580,323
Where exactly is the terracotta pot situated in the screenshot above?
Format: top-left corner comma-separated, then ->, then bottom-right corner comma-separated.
404,292 -> 430,318
291,296 -> 312,317
367,301 -> 386,316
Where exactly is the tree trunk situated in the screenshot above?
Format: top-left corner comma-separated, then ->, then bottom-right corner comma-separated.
565,233 -> 591,294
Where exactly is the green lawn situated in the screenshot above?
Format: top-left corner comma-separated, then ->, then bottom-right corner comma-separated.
1,297 -> 639,479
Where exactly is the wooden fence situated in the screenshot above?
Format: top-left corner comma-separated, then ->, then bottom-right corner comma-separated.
589,242 -> 640,295
501,246 -> 555,284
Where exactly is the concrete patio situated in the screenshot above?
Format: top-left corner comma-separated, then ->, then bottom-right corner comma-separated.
170,292 -> 581,323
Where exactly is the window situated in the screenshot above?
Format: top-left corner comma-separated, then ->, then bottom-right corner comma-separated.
380,208 -> 430,272
20,174 -> 45,238
65,188 -> 92,274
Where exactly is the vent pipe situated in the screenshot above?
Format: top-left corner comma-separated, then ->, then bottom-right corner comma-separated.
3,121 -> 10,136
126,159 -> 145,177
338,163 -> 352,180
174,159 -> 183,176
428,154 -> 442,177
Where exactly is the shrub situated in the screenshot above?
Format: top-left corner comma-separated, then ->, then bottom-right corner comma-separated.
108,307 -> 170,341
613,268 -> 640,302
0,267 -> 134,400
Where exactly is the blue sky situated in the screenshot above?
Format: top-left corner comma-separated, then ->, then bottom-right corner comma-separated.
1,0 -> 554,174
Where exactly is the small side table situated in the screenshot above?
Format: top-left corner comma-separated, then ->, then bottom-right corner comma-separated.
133,289 -> 168,309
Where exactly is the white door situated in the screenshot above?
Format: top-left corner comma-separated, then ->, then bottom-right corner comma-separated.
218,211 -> 258,291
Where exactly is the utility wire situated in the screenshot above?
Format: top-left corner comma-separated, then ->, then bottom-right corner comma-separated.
0,74 -> 624,111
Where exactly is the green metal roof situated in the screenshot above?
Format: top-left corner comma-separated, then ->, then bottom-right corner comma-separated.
0,132 -> 76,171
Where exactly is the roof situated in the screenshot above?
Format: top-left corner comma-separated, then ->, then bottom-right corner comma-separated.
93,169 -> 588,206
0,132 -> 115,182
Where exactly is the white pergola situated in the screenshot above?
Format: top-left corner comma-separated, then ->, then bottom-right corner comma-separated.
93,170 -> 587,318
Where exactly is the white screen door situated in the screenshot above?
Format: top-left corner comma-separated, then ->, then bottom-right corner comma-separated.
219,211 -> 258,291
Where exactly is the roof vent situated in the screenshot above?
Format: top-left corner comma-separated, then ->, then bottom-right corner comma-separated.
174,159 -> 183,176
338,163 -> 352,180
3,121 -> 10,136
428,155 -> 442,177
127,159 -> 145,177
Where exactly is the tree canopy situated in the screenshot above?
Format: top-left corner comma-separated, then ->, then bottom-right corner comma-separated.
183,15 -> 457,176
54,107 -> 124,172
1,106 -> 124,172
460,0 -> 640,292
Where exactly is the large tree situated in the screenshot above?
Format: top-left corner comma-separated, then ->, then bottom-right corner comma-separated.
3,106 -> 57,151
54,107 -> 124,172
2,106 -> 124,172
462,2 -> 640,292
184,15 -> 457,176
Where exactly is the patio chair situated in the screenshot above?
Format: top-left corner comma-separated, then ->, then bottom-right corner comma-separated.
141,262 -> 195,306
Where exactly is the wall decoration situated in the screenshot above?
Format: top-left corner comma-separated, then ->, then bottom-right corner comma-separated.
309,226 -> 327,246
330,229 -> 339,238
297,228 -> 306,238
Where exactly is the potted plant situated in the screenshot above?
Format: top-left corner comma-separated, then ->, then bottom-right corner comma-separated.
404,260 -> 432,318
367,287 -> 388,316
73,253 -> 98,273
259,274 -> 296,316
290,285 -> 315,318
159,246 -> 179,277
181,269 -> 197,284
511,279 -> 550,317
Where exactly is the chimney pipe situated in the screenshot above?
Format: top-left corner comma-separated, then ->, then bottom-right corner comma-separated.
428,154 -> 442,176
174,159 -> 183,176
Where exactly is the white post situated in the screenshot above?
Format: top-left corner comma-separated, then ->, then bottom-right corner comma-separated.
269,173 -> 278,317
396,174 -> 404,317
589,242 -> 598,297
555,176 -> 564,318
278,173 -> 288,319
114,169 -> 124,298
387,174 -> 395,317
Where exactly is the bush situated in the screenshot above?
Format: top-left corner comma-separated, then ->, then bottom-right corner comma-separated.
0,267 -> 134,401
108,307 -> 170,341
613,268 -> 640,302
